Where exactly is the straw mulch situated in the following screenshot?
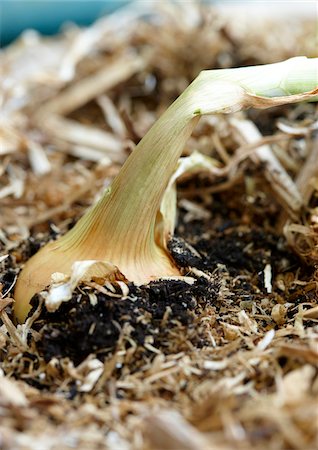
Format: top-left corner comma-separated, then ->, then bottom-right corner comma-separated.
0,2 -> 317,449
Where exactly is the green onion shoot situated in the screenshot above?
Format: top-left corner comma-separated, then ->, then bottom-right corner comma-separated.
14,57 -> 318,322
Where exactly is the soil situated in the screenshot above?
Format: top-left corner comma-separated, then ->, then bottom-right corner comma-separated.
1,181 -> 300,369
3,183 -> 314,374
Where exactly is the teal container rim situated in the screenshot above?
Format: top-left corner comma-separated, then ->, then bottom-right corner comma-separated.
0,0 -> 131,47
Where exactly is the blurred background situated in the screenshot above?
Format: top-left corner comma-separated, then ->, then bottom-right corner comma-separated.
1,0 -> 316,47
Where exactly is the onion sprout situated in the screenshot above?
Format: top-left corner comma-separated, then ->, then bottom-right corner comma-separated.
14,57 -> 318,322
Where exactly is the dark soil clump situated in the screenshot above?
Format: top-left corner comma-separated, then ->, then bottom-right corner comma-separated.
31,222 -> 303,365
34,277 -> 220,365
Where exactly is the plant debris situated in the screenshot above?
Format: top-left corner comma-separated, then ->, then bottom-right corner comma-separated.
0,2 -> 317,449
